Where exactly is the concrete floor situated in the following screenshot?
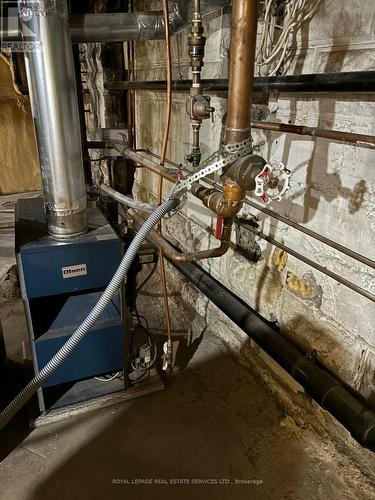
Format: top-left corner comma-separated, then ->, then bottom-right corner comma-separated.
1,325 -> 374,500
0,194 -> 374,499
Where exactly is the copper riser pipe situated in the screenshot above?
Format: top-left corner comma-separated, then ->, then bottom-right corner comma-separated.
215,0 -> 259,245
225,0 -> 258,145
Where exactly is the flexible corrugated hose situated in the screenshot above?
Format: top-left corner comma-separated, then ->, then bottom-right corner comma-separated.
0,198 -> 179,430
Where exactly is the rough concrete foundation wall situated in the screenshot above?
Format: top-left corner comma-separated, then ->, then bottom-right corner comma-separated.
133,0 -> 375,447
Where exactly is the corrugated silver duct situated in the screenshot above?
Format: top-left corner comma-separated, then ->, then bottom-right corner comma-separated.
19,0 -> 87,239
4,1 -> 229,43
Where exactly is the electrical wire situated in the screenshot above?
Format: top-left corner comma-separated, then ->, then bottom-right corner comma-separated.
130,317 -> 158,373
94,372 -> 121,382
257,0 -> 323,75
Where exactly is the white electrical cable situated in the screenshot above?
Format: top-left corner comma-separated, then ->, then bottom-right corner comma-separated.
94,372 -> 121,382
257,0 -> 323,76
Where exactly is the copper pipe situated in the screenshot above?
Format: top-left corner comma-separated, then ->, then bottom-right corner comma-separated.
114,144 -> 177,183
251,120 -> 375,145
130,148 -> 375,275
126,43 -> 135,150
160,0 -> 173,167
170,219 -> 233,262
158,0 -> 173,368
124,149 -> 375,271
187,0 -> 205,167
131,210 -> 233,263
129,209 -> 375,304
225,0 -> 258,144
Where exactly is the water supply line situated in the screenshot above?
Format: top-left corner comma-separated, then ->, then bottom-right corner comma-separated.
158,0 -> 174,372
111,0 -> 261,242
185,0 -> 214,167
132,148 -> 375,270
119,0 -> 261,263
119,148 -> 375,302
0,198 -> 179,430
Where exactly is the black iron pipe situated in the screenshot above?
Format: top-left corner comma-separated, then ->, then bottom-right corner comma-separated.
140,232 -> 375,451
105,78 -> 228,92
105,71 -> 375,93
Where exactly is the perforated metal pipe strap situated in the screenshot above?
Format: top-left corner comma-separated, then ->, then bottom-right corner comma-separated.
0,198 -> 178,430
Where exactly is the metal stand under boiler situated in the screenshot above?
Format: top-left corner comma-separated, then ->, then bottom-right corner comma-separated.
16,196 -> 127,417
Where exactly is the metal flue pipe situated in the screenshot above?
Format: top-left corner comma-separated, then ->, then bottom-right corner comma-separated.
20,0 -> 87,239
2,1 -> 229,43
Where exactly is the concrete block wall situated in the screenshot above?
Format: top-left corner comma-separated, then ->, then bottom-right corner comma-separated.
133,0 -> 375,452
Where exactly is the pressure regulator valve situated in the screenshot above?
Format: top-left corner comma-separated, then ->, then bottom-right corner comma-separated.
254,162 -> 292,205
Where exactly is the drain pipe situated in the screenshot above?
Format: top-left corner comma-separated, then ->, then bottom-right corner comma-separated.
20,0 -> 87,239
130,218 -> 375,451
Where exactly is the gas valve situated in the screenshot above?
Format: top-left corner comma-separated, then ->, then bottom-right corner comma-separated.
254,162 -> 292,204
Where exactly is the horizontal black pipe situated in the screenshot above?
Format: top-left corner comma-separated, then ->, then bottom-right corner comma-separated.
142,235 -> 375,451
105,71 -> 375,93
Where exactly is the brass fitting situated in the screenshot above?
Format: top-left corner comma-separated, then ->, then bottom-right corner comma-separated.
191,182 -> 243,218
188,17 -> 205,72
223,182 -> 245,202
